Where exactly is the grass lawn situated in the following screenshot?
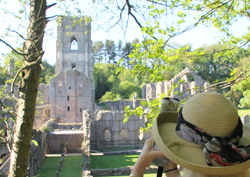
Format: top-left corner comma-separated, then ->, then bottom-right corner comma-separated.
105,174 -> 156,177
92,147 -> 133,152
35,156 -> 82,177
91,154 -> 159,177
238,109 -> 250,116
90,154 -> 139,169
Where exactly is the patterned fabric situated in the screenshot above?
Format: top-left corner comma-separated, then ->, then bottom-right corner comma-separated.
175,108 -> 250,166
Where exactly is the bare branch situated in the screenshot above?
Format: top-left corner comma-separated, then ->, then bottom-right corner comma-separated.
46,15 -> 61,20
47,3 -> 57,9
0,39 -> 27,56
107,3 -> 126,30
146,0 -> 170,7
126,0 -> 143,28
165,43 -> 176,49
164,0 -> 232,45
7,28 -> 27,41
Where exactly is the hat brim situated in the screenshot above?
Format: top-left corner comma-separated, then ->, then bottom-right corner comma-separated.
152,111 -> 250,175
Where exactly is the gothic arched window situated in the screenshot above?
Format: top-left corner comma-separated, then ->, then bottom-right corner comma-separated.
105,129 -> 111,141
122,129 -> 127,139
70,37 -> 78,50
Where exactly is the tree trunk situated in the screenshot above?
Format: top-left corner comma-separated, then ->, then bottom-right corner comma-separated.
9,0 -> 47,176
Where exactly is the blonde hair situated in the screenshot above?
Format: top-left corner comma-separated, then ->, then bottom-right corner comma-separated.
182,168 -> 250,177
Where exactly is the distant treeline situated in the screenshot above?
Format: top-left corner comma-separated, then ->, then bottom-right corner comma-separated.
92,39 -> 140,69
1,42 -> 250,107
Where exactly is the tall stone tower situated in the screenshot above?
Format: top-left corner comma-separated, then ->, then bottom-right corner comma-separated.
54,17 -> 93,78
49,17 -> 94,123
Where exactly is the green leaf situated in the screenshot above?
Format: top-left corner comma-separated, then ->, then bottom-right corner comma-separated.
31,140 -> 38,146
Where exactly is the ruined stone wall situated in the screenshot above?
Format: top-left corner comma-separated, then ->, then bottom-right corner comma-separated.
90,110 -> 149,150
57,123 -> 83,130
39,119 -> 83,132
46,131 -> 84,154
82,110 -> 92,177
27,145 -> 46,177
50,70 -> 93,123
0,131 -> 46,177
33,84 -> 50,130
27,130 -> 46,176
143,67 -> 210,100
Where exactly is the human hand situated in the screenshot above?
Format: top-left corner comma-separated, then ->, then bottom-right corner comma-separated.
131,137 -> 165,176
139,137 -> 166,166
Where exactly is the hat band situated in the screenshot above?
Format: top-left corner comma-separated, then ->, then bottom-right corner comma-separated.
175,108 -> 250,166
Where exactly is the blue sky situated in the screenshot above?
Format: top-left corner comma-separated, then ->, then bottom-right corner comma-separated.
0,0 -> 249,66
42,17 -> 249,65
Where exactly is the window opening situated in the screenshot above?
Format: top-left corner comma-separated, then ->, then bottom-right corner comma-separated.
67,96 -> 69,101
105,129 -> 110,141
69,86 -> 71,90
67,106 -> 70,111
57,117 -> 61,123
45,109 -> 50,117
71,39 -> 78,50
80,108 -> 82,113
122,129 -> 127,139
72,64 -> 76,69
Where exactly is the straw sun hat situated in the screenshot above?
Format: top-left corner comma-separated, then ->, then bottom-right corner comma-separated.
152,92 -> 250,175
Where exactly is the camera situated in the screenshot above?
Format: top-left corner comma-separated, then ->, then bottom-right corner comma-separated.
151,138 -> 168,166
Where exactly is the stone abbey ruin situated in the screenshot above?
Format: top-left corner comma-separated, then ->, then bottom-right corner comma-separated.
32,17 -> 213,152
33,17 -> 150,151
3,17 -> 249,177
32,17 -> 214,151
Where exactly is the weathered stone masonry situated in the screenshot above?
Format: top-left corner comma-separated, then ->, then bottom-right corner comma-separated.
90,110 -> 150,150
34,17 -> 95,128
